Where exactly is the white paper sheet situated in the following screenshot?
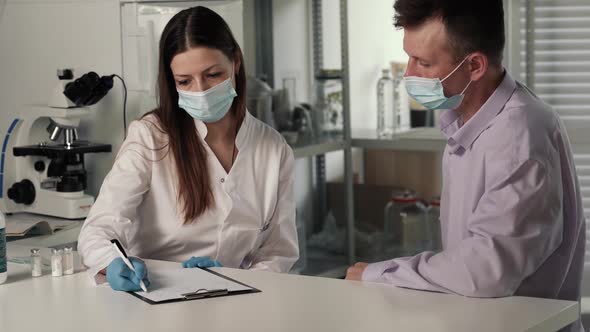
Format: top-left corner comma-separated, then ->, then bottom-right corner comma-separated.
134,265 -> 253,303
5,213 -> 81,236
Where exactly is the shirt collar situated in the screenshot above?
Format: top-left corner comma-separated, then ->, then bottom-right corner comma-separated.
193,110 -> 252,150
439,70 -> 516,153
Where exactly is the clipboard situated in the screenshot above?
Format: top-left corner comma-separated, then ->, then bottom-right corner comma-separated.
129,267 -> 261,305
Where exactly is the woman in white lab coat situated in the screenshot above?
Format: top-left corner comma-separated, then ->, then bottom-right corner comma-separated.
78,6 -> 298,291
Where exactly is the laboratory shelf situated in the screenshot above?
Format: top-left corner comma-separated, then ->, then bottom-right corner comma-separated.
309,264 -> 348,278
299,247 -> 349,278
352,127 -> 446,152
291,134 -> 347,159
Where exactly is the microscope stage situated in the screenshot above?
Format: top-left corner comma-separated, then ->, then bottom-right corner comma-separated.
13,141 -> 112,158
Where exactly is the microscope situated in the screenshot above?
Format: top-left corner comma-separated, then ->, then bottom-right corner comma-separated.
0,69 -> 115,219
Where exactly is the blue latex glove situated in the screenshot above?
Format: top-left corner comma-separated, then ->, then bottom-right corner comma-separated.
106,257 -> 150,292
182,257 -> 223,268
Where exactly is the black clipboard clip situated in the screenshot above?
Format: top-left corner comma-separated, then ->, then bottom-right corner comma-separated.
181,288 -> 229,300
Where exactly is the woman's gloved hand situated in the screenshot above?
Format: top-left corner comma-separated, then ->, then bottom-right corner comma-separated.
182,257 -> 223,268
106,257 -> 150,291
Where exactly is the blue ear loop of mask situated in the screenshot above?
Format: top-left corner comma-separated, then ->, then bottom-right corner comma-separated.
403,56 -> 473,110
177,66 -> 238,123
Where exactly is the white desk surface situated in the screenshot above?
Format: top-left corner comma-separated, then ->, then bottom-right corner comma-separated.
0,255 -> 578,332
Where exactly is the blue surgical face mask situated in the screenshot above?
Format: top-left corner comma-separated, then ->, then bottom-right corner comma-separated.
404,56 -> 473,110
177,72 -> 238,123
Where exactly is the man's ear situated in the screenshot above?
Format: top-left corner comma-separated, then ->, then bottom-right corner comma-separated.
467,52 -> 488,82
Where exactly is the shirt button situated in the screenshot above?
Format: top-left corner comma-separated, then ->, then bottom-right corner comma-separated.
221,178 -> 225,183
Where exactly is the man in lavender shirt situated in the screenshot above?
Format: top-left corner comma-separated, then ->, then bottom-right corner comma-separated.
346,1 -> 585,330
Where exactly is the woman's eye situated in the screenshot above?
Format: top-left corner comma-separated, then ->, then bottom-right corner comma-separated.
419,61 -> 430,68
208,72 -> 222,78
177,80 -> 190,86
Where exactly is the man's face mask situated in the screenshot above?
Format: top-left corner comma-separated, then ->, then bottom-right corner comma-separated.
404,56 -> 473,110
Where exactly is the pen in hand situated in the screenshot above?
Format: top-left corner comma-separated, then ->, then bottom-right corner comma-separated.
110,239 -> 148,292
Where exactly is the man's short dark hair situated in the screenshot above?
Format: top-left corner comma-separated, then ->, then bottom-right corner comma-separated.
394,0 -> 505,67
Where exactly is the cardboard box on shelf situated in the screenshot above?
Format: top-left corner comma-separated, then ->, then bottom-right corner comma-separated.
324,149 -> 441,230
326,182 -> 404,231
364,149 -> 442,201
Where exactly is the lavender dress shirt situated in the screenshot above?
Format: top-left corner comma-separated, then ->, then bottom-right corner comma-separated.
363,71 -> 586,331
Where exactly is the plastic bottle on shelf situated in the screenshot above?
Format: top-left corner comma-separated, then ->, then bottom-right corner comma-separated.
314,69 -> 344,136
384,190 -> 429,255
377,69 -> 396,138
391,62 -> 411,132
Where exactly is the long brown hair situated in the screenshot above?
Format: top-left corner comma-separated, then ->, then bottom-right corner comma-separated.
147,6 -> 247,224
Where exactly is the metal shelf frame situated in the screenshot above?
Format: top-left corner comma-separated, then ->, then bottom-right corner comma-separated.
352,128 -> 446,152
289,0 -> 355,278
293,138 -> 347,159
340,0 -> 356,268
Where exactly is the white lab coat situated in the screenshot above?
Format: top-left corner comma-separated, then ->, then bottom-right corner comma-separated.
78,111 -> 299,283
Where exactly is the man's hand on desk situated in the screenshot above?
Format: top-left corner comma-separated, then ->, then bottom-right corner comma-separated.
345,262 -> 369,281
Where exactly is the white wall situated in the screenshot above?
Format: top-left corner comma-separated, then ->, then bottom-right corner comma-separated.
322,0 -> 408,181
242,0 -> 257,75
271,0 -> 316,221
321,0 -> 341,70
348,0 -> 408,131
272,0 -> 313,103
0,0 -> 124,197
